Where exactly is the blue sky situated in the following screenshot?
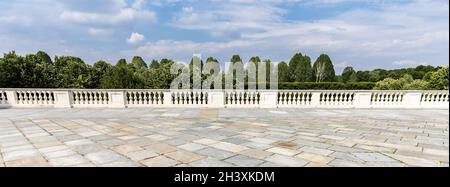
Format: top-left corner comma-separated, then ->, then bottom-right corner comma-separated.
0,0 -> 448,73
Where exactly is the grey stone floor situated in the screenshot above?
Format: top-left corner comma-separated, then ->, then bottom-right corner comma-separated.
0,108 -> 448,167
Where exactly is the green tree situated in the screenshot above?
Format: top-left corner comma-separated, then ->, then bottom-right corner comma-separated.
374,74 -> 430,90
341,66 -> 357,83
295,55 -> 312,82
149,59 -> 159,70
0,51 -> 24,88
36,51 -> 52,64
230,55 -> 242,64
277,61 -> 289,83
100,59 -> 140,89
23,53 -> 57,88
246,56 -> 261,85
312,54 -> 335,82
90,60 -> 113,88
288,53 -> 302,81
148,59 -> 176,89
426,66 -> 449,90
130,56 -> 148,70
54,56 -> 91,88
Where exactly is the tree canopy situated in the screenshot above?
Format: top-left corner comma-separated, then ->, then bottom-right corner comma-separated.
0,51 -> 447,90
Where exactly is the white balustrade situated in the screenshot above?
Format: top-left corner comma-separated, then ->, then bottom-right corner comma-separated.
278,91 -> 313,107
126,90 -> 164,107
225,90 -> 260,108
72,90 -> 109,107
318,91 -> 355,108
370,91 -> 404,108
0,90 -> 8,105
0,89 -> 448,109
171,90 -> 208,107
13,90 -> 55,107
420,91 -> 449,108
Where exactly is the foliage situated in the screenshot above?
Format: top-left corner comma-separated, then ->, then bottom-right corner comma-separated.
424,66 -> 449,90
312,54 -> 335,82
277,61 -> 289,83
0,51 -> 447,90
295,55 -> 312,82
341,66 -> 357,83
278,82 -> 375,90
374,74 -> 431,90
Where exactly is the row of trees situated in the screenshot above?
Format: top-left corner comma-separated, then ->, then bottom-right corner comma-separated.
0,51 -> 448,90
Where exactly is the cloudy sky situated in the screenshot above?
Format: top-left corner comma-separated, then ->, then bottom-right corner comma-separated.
0,0 -> 448,72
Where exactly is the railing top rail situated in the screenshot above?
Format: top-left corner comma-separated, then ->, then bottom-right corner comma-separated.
0,88 -> 448,93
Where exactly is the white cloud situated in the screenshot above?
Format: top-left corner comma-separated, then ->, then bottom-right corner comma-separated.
163,0 -> 448,69
59,0 -> 156,24
392,60 -> 427,66
88,28 -> 113,36
60,8 -> 156,24
131,39 -> 257,57
127,32 -> 145,43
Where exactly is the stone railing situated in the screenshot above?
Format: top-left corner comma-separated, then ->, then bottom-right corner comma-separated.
0,89 -> 448,109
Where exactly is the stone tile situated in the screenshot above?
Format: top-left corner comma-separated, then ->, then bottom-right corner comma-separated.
197,147 -> 236,160
299,146 -> 334,156
328,159 -> 365,167
112,144 -> 143,155
144,143 -> 178,154
224,155 -> 265,166
65,139 -> 94,146
265,154 -> 309,167
189,158 -> 234,167
145,134 -> 171,141
141,156 -> 179,167
249,137 -> 277,144
0,108 -> 448,167
126,150 -> 159,161
177,143 -> 206,151
3,149 -> 40,162
239,149 -> 273,159
43,149 -> 77,159
5,156 -> 49,167
2,144 -> 35,152
193,138 -> 218,145
48,155 -> 89,166
165,150 -> 204,163
266,147 -> 300,156
354,144 -> 396,153
352,153 -> 397,162
210,142 -> 249,153
296,152 -> 334,163
305,162 -> 331,167
258,162 -> 282,167
85,150 -> 125,165
100,160 -> 141,167
98,139 -> 125,147
423,148 -> 449,156
164,138 -> 189,146
72,144 -> 107,155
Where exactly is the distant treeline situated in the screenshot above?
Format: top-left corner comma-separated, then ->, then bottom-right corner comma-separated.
0,51 -> 448,90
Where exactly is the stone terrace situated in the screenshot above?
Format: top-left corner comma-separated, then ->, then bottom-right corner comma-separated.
0,108 -> 448,167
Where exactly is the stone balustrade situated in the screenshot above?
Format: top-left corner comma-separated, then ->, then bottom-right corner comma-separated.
0,89 -> 448,109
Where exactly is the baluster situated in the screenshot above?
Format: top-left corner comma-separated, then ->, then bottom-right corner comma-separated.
232,92 -> 236,105
45,91 -> 50,104
284,92 -> 288,105
136,92 -> 140,104
35,91 -> 40,105
27,91 -> 32,104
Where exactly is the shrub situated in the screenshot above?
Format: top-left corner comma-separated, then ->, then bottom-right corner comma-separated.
278,82 -> 375,90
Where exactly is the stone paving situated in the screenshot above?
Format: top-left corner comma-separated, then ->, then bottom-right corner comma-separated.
0,108 -> 448,167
